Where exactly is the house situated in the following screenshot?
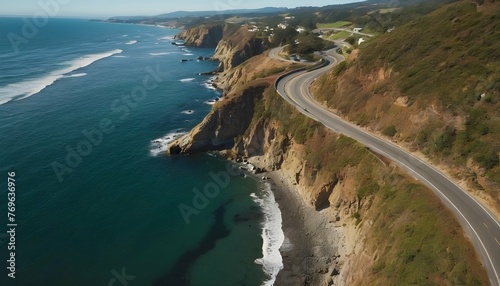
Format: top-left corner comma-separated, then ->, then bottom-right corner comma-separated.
278,23 -> 288,29
248,25 -> 259,32
353,27 -> 363,32
358,37 -> 365,45
296,26 -> 306,33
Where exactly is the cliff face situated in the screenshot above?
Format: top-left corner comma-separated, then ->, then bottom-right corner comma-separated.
168,83 -> 267,155
175,24 -> 268,67
213,26 -> 268,72
175,24 -> 223,48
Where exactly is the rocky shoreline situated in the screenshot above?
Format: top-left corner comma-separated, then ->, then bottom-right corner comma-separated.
266,170 -> 342,286
221,151 -> 346,286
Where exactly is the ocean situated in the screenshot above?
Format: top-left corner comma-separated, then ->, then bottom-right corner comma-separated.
0,18 -> 282,285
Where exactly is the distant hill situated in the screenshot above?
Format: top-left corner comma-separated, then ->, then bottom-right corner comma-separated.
108,7 -> 288,22
157,7 -> 288,18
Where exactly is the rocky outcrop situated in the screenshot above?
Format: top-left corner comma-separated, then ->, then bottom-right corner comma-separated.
213,26 -> 268,72
167,84 -> 268,155
175,24 -> 268,66
175,24 -> 223,48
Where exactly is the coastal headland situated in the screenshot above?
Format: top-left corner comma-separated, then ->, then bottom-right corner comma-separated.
166,3 -> 494,283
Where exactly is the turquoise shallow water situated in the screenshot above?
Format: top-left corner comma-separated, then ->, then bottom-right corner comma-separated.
0,18 -> 269,285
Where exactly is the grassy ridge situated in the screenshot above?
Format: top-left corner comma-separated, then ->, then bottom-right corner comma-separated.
312,0 -> 500,202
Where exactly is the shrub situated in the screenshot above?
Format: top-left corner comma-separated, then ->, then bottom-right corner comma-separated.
383,125 -> 397,137
333,61 -> 347,77
433,128 -> 455,153
475,150 -> 499,170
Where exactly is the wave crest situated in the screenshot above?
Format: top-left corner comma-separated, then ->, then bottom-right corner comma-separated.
149,131 -> 187,156
0,49 -> 122,105
252,185 -> 284,286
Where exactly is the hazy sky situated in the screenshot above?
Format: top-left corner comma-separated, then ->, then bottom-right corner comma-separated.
0,0 -> 359,18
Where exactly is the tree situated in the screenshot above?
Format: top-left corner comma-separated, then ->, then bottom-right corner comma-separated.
271,26 -> 298,46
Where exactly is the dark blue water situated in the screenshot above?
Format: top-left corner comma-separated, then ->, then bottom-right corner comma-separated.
0,18 -> 272,285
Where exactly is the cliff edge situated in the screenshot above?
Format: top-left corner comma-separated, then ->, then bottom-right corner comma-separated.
174,24 -> 223,48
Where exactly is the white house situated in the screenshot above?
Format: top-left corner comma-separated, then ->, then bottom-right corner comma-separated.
248,25 -> 259,32
296,26 -> 306,33
353,27 -> 363,32
278,23 -> 289,29
358,37 -> 365,45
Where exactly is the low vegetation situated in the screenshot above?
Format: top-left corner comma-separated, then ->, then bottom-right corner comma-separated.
326,30 -> 351,40
316,21 -> 352,29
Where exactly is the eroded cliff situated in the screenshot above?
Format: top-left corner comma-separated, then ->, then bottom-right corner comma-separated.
167,53 -> 488,284
166,6 -> 490,283
168,82 -> 267,155
212,25 -> 268,72
174,24 -> 223,48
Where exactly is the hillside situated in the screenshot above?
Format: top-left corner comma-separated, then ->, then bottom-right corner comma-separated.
166,0 -> 496,284
168,50 -> 489,284
311,0 -> 500,211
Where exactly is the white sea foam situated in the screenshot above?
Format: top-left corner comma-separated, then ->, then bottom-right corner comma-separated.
181,110 -> 195,115
203,81 -> 218,91
179,78 -> 195,82
159,36 -> 174,40
64,73 -> 87,78
204,99 -> 217,105
252,184 -> 284,286
183,53 -> 194,56
125,40 -> 138,45
113,55 -> 127,58
0,49 -> 123,105
149,131 -> 187,156
149,52 -> 171,56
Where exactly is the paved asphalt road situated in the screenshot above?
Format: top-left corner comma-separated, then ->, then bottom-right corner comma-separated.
273,49 -> 500,285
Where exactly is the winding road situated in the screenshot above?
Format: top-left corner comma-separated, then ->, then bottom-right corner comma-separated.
272,48 -> 500,285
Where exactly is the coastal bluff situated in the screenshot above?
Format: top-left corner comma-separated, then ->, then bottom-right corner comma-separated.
175,24 -> 268,80
167,7 -> 489,285
174,24 -> 223,48
168,83 -> 267,155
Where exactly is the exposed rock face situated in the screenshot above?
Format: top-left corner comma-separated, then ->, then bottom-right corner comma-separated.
167,84 -> 267,155
213,26 -> 268,72
175,24 -> 223,48
175,24 -> 268,66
